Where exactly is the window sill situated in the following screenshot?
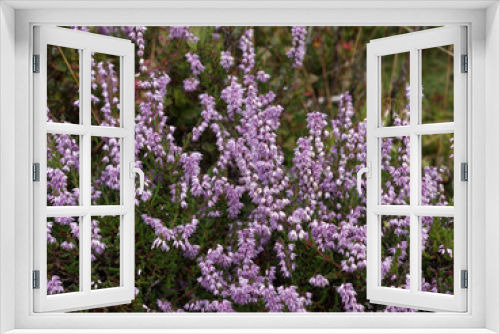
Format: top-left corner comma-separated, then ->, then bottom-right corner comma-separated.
4,330 -> 498,334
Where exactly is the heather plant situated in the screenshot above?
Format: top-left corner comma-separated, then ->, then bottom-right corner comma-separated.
46,26 -> 454,312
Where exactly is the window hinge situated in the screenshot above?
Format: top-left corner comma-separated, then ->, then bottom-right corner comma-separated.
33,270 -> 40,289
461,54 -> 468,73
461,162 -> 468,181
461,270 -> 468,289
33,54 -> 40,73
33,163 -> 40,182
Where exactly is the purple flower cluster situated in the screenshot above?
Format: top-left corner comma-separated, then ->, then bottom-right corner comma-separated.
93,59 -> 120,127
220,51 -> 234,70
47,275 -> 64,295
337,283 -> 364,312
183,78 -> 199,92
186,52 -> 205,75
127,26 -> 148,73
91,219 -> 106,261
143,214 -> 200,258
257,70 -> 270,83
309,274 -> 329,288
184,51 -> 204,92
286,26 -> 307,68
169,26 -> 199,42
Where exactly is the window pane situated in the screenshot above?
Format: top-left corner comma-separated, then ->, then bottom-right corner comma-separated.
91,136 -> 121,205
91,53 -> 121,127
421,133 -> 454,206
381,136 -> 410,205
47,216 -> 80,294
421,45 -> 454,124
47,45 -> 80,124
91,216 -> 121,290
421,216 -> 454,294
381,215 -> 410,289
381,52 -> 410,127
47,134 -> 80,206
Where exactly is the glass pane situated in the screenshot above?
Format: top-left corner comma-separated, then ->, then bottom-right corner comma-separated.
91,53 -> 121,127
47,216 -> 80,294
421,216 -> 454,294
47,134 -> 80,206
381,52 -> 410,127
91,216 -> 121,289
381,136 -> 410,205
421,133 -> 454,206
421,45 -> 454,124
47,45 -> 80,124
381,215 -> 410,289
91,136 -> 121,205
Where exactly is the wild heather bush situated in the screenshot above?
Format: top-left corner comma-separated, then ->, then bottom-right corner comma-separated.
45,26 -> 454,312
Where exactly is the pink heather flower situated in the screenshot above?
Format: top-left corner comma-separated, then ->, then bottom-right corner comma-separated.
47,276 -> 64,295
144,214 -> 200,258
47,167 -> 79,206
221,76 -> 244,119
337,283 -> 364,312
157,300 -> 174,312
91,219 -> 107,261
61,241 -> 75,250
438,245 -> 453,257
193,93 -> 222,141
256,70 -> 270,82
169,26 -> 198,42
287,26 -> 307,68
239,29 -> 255,74
309,274 -> 329,288
130,26 -> 148,72
220,51 -> 234,69
184,299 -> 235,312
183,78 -> 199,92
186,52 -> 205,75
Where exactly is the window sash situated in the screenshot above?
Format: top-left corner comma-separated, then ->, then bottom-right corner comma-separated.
33,26 -> 136,313
366,26 -> 467,312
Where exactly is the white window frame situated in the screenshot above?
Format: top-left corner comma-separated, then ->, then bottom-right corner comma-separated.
1,1 -> 499,333
33,26 -> 136,313
366,26 -> 467,312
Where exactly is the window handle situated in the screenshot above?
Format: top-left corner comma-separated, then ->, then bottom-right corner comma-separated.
129,162 -> 145,195
357,162 -> 371,195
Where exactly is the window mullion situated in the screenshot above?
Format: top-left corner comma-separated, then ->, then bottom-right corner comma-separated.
413,123 -> 454,135
372,125 -> 411,138
365,47 -> 380,297
78,49 -> 84,292
409,47 -> 420,294
82,47 -> 92,294
416,47 -> 424,297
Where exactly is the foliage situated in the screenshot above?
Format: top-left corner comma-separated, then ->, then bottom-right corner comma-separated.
46,26 -> 454,313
